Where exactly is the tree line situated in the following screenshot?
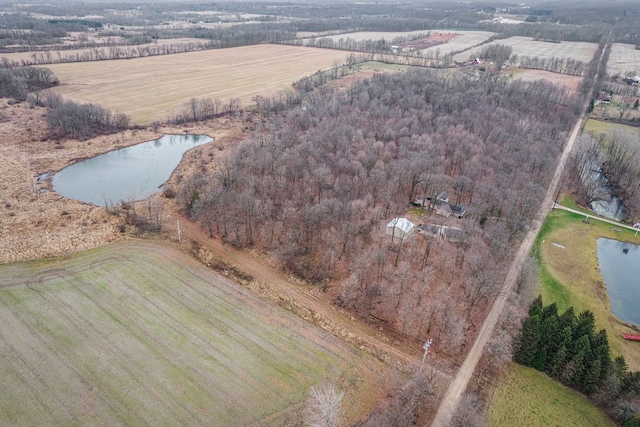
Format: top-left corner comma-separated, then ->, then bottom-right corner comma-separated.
514,297 -> 640,425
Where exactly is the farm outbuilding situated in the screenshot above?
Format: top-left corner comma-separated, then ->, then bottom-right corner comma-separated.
386,218 -> 416,243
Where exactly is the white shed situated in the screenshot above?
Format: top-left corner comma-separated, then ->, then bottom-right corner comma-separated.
386,218 -> 415,243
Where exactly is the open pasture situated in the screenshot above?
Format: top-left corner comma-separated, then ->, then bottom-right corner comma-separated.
46,44 -> 349,124
454,36 -> 598,63
0,241 -> 381,426
607,43 -> 640,76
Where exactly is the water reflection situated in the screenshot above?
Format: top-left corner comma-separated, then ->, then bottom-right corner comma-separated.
597,238 -> 640,326
53,134 -> 213,206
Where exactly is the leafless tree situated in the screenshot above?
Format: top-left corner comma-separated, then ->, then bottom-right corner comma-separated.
305,383 -> 344,427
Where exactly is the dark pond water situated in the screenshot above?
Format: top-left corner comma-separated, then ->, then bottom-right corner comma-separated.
53,134 -> 212,206
597,238 -> 640,326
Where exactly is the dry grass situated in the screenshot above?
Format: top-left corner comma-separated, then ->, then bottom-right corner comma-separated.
0,100 -> 246,264
0,240 -> 385,426
489,363 -> 615,427
607,43 -> 640,76
455,36 -> 598,63
537,208 -> 640,370
46,44 -> 350,124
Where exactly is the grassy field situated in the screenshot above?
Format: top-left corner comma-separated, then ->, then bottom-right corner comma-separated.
607,43 -> 640,76
0,240 -> 383,426
46,44 -> 349,124
455,36 -> 598,63
534,206 -> 640,370
583,118 -> 640,138
489,363 -> 616,427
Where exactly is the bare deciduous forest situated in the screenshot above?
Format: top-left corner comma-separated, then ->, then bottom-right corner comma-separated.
180,69 -> 580,356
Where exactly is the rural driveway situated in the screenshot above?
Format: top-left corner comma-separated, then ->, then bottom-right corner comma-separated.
431,109 -> 588,426
553,202 -> 640,232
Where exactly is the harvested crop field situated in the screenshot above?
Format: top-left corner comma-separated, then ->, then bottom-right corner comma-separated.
417,31 -> 495,57
0,241 -> 383,426
607,43 -> 640,76
454,36 -> 598,63
505,68 -> 583,92
46,44 -> 350,124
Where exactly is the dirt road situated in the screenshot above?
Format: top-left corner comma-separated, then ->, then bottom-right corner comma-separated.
165,216 -> 430,372
430,110 -> 588,426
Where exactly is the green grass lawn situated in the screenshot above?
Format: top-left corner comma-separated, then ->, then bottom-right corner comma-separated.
534,204 -> 640,370
489,363 -> 616,427
583,118 -> 640,138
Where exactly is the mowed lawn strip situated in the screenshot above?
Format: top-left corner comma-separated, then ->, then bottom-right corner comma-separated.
489,363 -> 616,427
534,208 -> 640,370
0,240 -> 382,426
46,44 -> 350,124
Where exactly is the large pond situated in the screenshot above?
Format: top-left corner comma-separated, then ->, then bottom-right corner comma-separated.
53,134 -> 212,206
597,238 -> 640,326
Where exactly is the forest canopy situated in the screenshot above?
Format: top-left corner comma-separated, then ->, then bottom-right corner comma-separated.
178,69 -> 580,346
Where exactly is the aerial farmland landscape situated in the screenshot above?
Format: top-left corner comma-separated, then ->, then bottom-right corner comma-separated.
1,0 -> 640,426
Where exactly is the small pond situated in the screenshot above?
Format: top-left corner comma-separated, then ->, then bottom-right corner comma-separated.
53,134 -> 212,206
597,238 -> 640,326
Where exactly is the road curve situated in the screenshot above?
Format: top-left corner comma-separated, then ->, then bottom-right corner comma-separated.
430,110 -> 588,426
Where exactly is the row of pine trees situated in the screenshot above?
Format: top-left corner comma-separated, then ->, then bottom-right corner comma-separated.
514,296 -> 640,424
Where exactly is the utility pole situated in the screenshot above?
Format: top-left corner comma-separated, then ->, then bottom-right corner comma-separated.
420,339 -> 432,373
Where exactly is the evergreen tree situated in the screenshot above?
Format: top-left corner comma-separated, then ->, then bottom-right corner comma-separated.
529,295 -> 543,315
558,306 -> 576,331
583,359 -> 602,394
540,314 -> 560,365
574,311 -> 596,341
514,313 -> 542,367
563,349 -> 587,389
550,344 -> 568,379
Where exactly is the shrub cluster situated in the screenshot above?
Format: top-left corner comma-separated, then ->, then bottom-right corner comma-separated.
0,63 -> 58,100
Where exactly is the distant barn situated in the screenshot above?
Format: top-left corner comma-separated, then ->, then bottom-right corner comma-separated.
386,218 -> 415,243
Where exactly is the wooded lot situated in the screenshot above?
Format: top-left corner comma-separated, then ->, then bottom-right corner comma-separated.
179,69 -> 580,351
